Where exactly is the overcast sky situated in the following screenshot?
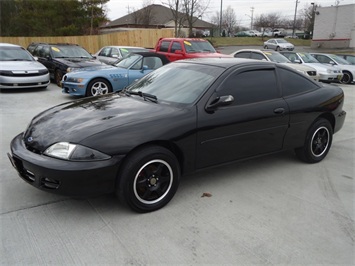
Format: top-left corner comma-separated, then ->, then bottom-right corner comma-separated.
105,0 -> 355,27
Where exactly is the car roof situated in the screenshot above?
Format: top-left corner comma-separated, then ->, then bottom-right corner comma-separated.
173,57 -> 279,69
158,37 -> 208,42
0,43 -> 21,48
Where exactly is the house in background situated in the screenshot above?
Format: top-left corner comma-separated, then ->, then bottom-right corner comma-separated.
100,4 -> 214,37
311,4 -> 355,49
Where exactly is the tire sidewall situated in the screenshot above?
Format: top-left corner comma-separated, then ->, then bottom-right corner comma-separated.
304,119 -> 333,163
86,78 -> 112,97
118,146 -> 180,212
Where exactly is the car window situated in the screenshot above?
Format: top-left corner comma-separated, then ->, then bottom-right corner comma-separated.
115,54 -> 141,69
170,42 -> 182,53
264,51 -> 290,63
50,45 -> 92,58
251,52 -> 266,60
299,53 -> 318,63
99,47 -> 111,57
159,41 -> 171,52
278,67 -> 319,96
143,57 -> 163,69
110,48 -> 120,57
220,69 -> 279,105
234,52 -> 250,58
184,40 -> 216,53
312,55 -> 332,64
0,46 -> 34,61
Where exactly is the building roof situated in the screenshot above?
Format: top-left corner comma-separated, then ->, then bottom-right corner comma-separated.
101,4 -> 214,29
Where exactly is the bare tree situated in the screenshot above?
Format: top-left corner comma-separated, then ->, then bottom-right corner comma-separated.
164,0 -> 186,37
223,6 -> 237,36
254,12 -> 281,39
182,0 -> 210,37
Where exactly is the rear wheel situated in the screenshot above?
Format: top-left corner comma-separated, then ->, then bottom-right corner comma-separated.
117,146 -> 180,212
86,78 -> 112,97
340,71 -> 353,84
264,45 -> 268,49
295,118 -> 333,163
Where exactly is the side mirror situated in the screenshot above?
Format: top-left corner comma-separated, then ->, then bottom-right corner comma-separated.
329,61 -> 336,65
111,54 -> 118,58
205,95 -> 234,113
141,65 -> 149,72
294,59 -> 301,64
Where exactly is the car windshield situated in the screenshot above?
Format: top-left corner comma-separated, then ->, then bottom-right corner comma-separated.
329,54 -> 351,65
0,46 -> 34,61
114,54 -> 141,68
184,40 -> 216,53
299,53 -> 319,63
264,51 -> 290,63
126,63 -> 223,105
120,48 -> 147,58
51,45 -> 93,58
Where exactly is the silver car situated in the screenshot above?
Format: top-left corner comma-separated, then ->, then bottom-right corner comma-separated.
94,46 -> 148,65
280,51 -> 343,83
0,43 -> 50,90
263,38 -> 294,51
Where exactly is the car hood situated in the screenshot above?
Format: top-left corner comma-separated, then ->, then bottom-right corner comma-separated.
66,65 -> 121,77
0,61 -> 47,71
282,62 -> 316,72
305,63 -> 341,72
23,93 -> 181,152
54,58 -> 104,68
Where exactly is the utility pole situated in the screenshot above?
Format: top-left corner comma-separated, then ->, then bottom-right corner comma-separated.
292,0 -> 300,37
250,7 -> 254,30
220,0 -> 223,36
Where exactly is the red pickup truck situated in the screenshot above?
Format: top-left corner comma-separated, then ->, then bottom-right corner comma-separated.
153,38 -> 231,62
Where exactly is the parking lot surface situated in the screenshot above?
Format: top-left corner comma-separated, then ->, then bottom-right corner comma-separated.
1,78 -> 354,263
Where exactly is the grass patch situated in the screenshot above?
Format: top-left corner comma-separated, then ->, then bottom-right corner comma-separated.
207,37 -> 311,47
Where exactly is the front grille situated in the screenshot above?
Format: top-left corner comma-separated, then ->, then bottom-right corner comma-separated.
1,81 -> 48,87
307,71 -> 317,76
0,69 -> 48,77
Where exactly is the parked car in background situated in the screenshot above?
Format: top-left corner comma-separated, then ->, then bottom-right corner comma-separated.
280,51 -> 343,83
310,53 -> 355,84
263,39 -> 294,51
0,43 -> 50,90
29,43 -> 104,87
153,37 -> 231,62
262,29 -> 286,37
8,58 -> 346,212
248,30 -> 262,36
62,52 -> 169,97
231,49 -> 318,81
234,31 -> 253,37
336,54 -> 355,65
94,46 -> 148,65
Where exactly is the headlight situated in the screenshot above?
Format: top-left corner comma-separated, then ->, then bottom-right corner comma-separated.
66,77 -> 84,83
44,142 -> 111,161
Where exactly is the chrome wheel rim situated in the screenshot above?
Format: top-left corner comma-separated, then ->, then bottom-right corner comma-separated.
91,81 -> 109,96
311,126 -> 330,157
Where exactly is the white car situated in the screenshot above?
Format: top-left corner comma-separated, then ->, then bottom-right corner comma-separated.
0,43 -> 50,90
263,39 -> 294,51
248,30 -> 262,36
231,49 -> 319,81
94,46 -> 148,65
280,51 -> 343,83
310,53 -> 355,84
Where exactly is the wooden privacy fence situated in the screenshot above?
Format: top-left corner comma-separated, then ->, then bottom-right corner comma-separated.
0,29 -> 175,54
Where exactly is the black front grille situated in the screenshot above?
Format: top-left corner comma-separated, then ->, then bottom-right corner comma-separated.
0,69 -> 48,77
1,81 -> 48,87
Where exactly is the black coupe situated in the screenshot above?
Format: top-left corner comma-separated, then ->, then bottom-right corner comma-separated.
8,58 -> 346,212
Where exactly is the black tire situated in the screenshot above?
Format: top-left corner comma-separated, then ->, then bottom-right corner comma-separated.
55,69 -> 63,87
264,45 -> 268,49
295,118 -> 333,163
276,46 -> 280,51
117,146 -> 180,212
340,71 -> 353,84
86,78 -> 112,97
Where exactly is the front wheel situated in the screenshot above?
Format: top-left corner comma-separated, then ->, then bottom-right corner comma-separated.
264,45 -> 268,49
117,146 -> 180,212
276,46 -> 280,51
55,70 -> 63,87
340,71 -> 353,84
86,78 -> 112,97
295,118 -> 333,163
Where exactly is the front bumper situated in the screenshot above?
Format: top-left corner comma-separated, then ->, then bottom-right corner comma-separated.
0,74 -> 50,89
318,73 -> 342,82
61,81 -> 87,96
8,133 -> 124,196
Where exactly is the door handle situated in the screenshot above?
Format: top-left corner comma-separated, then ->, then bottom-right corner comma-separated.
274,108 -> 285,114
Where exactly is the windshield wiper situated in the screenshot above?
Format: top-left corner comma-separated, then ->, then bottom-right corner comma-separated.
124,90 -> 158,103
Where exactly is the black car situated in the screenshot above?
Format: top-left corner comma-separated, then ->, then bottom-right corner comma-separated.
29,43 -> 104,86
8,58 -> 346,212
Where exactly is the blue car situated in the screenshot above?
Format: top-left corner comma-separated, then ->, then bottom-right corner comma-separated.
61,52 -> 169,97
